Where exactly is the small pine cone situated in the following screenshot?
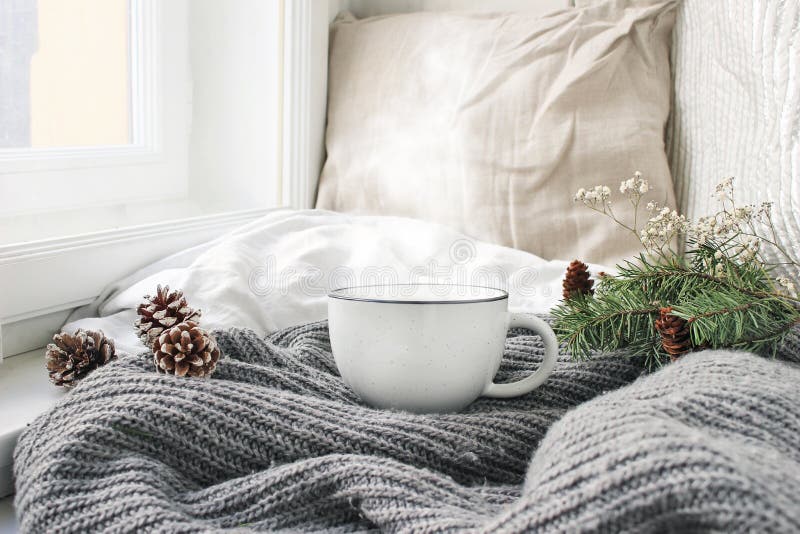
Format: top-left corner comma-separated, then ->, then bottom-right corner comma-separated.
135,285 -> 201,348
153,321 -> 220,378
655,307 -> 692,361
562,260 -> 595,299
46,329 -> 116,387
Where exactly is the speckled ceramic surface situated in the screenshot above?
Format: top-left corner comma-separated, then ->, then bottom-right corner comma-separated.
328,284 -> 557,413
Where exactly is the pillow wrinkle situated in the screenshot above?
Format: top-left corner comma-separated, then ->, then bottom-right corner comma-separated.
318,1 -> 678,265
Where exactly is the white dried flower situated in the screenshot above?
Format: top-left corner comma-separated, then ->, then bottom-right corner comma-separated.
691,215 -> 720,245
574,185 -> 611,207
619,171 -> 650,200
640,206 -> 688,252
730,235 -> 762,262
777,277 -> 797,295
713,177 -> 735,202
734,206 -> 754,221
716,177 -> 734,191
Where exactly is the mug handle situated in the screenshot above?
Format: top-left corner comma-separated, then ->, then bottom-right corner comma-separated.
481,313 -> 558,398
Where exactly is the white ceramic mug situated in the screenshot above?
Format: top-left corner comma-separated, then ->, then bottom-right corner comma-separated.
328,283 -> 558,413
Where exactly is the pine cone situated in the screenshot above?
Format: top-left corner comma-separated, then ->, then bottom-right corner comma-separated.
135,285 -> 201,347
655,307 -> 692,361
153,321 -> 220,378
562,260 -> 595,299
46,329 -> 116,387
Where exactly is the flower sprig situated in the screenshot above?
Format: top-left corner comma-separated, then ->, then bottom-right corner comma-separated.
558,172 -> 800,368
574,173 -> 799,284
574,171 -> 685,259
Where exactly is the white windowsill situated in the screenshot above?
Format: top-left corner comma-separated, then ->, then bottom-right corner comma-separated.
0,497 -> 19,534
0,496 -> 16,534
0,207 -> 275,359
0,197 -> 205,246
0,348 -> 63,500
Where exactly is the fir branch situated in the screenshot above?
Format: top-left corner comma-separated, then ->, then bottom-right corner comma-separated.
554,254 -> 800,369
670,292 -> 798,353
728,317 -> 800,356
611,253 -> 798,308
563,173 -> 800,369
686,301 -> 770,321
552,289 -> 660,362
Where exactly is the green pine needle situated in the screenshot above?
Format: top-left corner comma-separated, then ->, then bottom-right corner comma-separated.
553,253 -> 800,369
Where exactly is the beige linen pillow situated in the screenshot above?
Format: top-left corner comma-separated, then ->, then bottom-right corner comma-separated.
316,0 -> 678,265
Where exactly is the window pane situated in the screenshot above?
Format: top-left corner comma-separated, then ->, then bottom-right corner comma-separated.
0,0 -> 283,246
0,0 -> 130,148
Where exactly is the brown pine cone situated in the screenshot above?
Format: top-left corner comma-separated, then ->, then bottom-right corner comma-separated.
562,260 -> 595,299
153,321 -> 220,378
135,285 -> 201,348
46,329 -> 116,387
655,307 -> 692,361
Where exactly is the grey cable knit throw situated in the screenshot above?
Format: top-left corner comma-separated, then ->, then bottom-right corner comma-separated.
14,321 -> 800,533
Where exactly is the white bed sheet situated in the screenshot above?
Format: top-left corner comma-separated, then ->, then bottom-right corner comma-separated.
64,209 -> 607,355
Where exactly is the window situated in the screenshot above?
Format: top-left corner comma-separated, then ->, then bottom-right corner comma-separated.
3,0 -> 132,149
0,0 -> 287,360
0,0 -> 282,244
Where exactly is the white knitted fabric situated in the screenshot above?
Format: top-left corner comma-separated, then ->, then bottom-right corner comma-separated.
666,0 -> 800,275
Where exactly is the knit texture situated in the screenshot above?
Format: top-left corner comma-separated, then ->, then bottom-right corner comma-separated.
14,321 -> 800,533
666,0 -> 800,279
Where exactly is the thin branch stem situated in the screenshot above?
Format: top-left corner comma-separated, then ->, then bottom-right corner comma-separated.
740,229 -> 800,267
602,203 -> 637,235
627,268 -> 800,305
686,300 -> 771,322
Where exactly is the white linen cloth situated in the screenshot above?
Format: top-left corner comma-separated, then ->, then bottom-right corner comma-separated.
65,209 -> 606,355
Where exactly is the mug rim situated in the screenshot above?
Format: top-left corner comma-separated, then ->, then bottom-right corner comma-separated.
328,283 -> 509,305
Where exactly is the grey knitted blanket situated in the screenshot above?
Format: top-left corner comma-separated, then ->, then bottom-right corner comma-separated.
14,321 -> 800,533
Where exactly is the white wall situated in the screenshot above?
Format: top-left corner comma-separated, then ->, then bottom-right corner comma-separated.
188,0 -> 282,213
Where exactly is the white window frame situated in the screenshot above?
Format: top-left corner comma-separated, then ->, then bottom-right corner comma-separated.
0,0 -> 160,171
0,0 -> 191,217
0,0 -> 325,360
